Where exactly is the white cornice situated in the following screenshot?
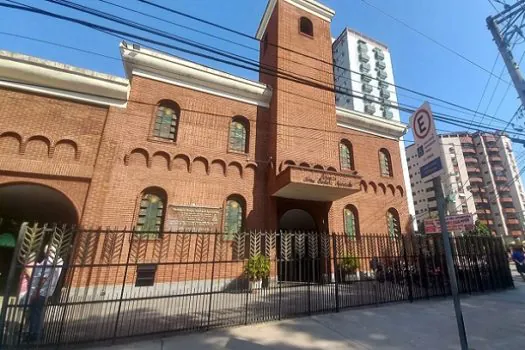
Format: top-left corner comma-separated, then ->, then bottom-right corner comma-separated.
256,0 -> 336,39
336,106 -> 407,140
121,43 -> 272,108
0,50 -> 129,107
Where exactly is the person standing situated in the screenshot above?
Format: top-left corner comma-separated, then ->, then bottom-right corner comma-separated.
26,244 -> 63,342
511,244 -> 525,282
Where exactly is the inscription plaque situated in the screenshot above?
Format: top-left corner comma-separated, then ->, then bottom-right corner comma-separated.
166,205 -> 222,232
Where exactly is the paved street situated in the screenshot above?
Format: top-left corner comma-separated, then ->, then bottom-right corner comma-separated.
80,270 -> 525,350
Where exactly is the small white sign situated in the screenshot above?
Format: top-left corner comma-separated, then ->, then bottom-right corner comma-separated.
410,102 -> 443,181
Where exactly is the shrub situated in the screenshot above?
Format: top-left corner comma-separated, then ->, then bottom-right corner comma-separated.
244,254 -> 270,281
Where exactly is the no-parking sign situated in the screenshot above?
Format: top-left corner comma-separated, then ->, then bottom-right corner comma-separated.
410,102 -> 443,181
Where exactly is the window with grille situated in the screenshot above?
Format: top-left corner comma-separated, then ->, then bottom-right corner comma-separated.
229,117 -> 249,153
153,102 -> 179,141
339,140 -> 354,170
379,148 -> 393,177
224,196 -> 245,237
387,208 -> 400,238
344,205 -> 359,239
136,190 -> 166,234
135,264 -> 157,287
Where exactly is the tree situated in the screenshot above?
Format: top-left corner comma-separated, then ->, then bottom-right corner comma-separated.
467,220 -> 491,236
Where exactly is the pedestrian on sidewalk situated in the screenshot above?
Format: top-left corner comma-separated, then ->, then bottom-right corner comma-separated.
26,244 -> 63,343
511,244 -> 525,282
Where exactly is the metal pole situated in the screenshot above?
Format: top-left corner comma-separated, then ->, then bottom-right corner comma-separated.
434,177 -> 469,350
0,223 -> 28,348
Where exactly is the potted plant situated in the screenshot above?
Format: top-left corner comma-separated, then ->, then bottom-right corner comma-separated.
339,255 -> 359,282
244,254 -> 270,292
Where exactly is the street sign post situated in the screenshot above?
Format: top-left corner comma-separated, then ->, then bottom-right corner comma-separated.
410,102 -> 469,350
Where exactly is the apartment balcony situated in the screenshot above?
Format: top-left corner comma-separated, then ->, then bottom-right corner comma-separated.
470,177 -> 483,183
492,165 -> 505,172
504,207 -> 516,214
478,219 -> 494,225
494,176 -> 508,182
490,155 -> 502,162
484,135 -> 497,143
507,218 -> 520,225
500,197 -> 514,203
463,148 -> 476,155
487,147 -> 499,153
474,197 -> 488,204
467,167 -> 481,173
464,156 -> 478,164
498,185 -> 511,192
511,230 -> 523,237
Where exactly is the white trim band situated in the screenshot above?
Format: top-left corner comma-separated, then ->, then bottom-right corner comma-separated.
0,50 -> 129,107
336,106 -> 407,140
256,0 -> 336,39
121,43 -> 272,108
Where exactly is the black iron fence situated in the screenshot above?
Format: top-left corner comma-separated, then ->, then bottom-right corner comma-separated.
0,224 -> 514,348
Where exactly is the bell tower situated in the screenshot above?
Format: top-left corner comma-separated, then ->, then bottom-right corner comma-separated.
257,0 -> 338,171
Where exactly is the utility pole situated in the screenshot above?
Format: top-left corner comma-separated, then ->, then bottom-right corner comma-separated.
487,1 -> 525,111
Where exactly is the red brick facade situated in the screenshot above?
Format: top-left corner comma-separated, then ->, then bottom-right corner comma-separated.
0,0 -> 409,237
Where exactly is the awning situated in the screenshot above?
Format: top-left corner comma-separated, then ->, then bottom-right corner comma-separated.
0,233 -> 16,248
272,166 -> 361,201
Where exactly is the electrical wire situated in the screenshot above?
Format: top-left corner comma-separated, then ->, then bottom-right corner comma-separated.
2,0 -> 524,141
135,0 -> 514,126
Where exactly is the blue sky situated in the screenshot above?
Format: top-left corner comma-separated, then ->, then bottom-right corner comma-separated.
0,0 -> 521,150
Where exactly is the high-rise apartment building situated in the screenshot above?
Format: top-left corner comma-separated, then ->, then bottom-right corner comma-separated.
332,28 -> 416,229
406,132 -> 525,236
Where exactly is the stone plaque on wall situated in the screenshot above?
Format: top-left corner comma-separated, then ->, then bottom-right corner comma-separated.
166,205 -> 222,232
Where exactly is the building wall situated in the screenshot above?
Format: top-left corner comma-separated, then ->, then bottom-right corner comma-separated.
0,87 -> 109,221
407,132 -> 525,236
80,76 -> 267,229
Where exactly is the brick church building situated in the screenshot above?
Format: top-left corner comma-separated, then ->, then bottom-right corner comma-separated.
0,0 -> 411,241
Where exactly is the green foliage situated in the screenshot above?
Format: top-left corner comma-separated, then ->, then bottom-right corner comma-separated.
244,254 -> 270,281
339,255 -> 360,273
467,220 -> 491,236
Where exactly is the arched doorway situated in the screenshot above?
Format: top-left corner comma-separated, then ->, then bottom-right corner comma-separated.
278,209 -> 319,282
279,209 -> 316,231
0,183 -> 78,294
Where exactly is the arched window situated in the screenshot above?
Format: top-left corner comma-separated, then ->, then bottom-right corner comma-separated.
224,195 -> 245,236
344,205 -> 359,239
229,116 -> 249,153
299,17 -> 313,37
386,208 -> 400,238
153,100 -> 180,141
136,187 -> 166,233
379,148 -> 393,177
340,140 -> 354,170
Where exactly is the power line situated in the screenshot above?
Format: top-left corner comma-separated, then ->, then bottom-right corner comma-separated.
467,54 -> 500,131
135,0 -> 514,126
96,0 -> 258,53
2,0 -> 524,139
360,0 -> 510,84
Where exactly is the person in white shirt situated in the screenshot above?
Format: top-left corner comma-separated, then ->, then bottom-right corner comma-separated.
26,244 -> 63,342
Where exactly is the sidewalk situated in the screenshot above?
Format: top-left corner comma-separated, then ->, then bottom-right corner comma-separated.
84,278 -> 525,350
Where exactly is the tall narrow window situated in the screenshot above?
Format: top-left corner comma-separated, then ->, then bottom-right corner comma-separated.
340,140 -> 354,170
153,101 -> 180,141
344,205 -> 359,239
299,17 -> 313,36
379,148 -> 393,177
224,195 -> 245,236
136,188 -> 166,233
387,208 -> 400,238
229,117 -> 249,153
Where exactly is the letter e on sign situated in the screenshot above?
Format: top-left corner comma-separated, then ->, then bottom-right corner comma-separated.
413,109 -> 431,140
